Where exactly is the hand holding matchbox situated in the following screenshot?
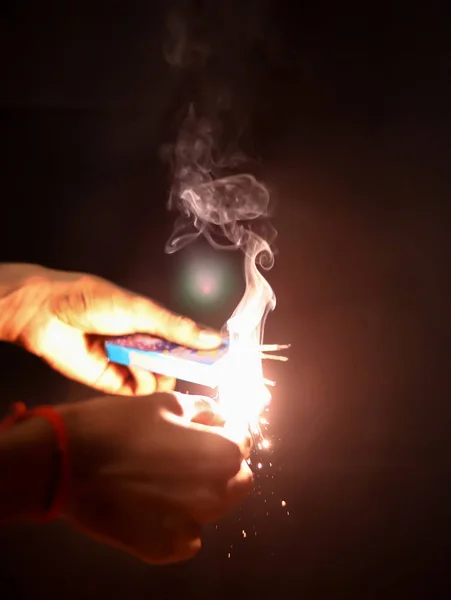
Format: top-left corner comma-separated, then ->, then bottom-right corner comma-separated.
105,334 -> 230,388
105,334 -> 288,390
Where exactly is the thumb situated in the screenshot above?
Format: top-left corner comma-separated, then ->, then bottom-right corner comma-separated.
130,297 -> 223,350
54,279 -> 222,350
173,393 -> 225,426
37,321 -> 159,396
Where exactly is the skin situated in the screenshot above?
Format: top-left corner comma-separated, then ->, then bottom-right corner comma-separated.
0,263 -> 253,564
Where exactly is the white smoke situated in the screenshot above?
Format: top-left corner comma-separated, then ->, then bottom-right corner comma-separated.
163,9 -> 210,69
165,105 -> 276,344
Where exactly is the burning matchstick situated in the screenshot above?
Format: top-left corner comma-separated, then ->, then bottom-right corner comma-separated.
259,344 -> 291,352
259,343 -> 290,362
261,353 -> 288,362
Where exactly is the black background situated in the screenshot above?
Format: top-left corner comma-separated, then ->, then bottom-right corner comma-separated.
1,2 -> 451,598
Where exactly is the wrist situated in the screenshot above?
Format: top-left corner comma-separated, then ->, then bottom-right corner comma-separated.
0,263 -> 52,344
0,403 -> 72,524
0,413 -> 57,523
56,401 -> 104,513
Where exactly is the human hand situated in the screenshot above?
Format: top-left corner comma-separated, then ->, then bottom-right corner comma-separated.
59,392 -> 252,564
0,263 -> 222,394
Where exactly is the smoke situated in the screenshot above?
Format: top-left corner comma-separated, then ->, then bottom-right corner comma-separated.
162,1 -> 276,342
163,8 -> 210,69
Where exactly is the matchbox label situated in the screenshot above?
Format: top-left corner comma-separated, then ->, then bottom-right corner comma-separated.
110,334 -> 172,353
108,334 -> 229,365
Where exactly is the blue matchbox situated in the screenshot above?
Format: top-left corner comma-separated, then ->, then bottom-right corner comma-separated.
105,334 -> 229,388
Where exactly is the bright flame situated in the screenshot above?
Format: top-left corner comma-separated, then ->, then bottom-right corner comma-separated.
217,232 -> 275,440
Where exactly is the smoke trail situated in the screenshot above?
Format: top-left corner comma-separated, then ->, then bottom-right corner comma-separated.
166,103 -> 276,341
163,7 -> 210,69
163,1 -> 276,354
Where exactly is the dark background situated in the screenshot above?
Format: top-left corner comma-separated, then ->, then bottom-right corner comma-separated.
1,2 -> 451,598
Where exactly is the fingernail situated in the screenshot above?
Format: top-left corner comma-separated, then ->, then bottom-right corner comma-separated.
198,330 -> 222,345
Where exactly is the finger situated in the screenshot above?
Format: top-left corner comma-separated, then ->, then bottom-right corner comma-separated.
145,464 -> 253,524
78,493 -> 201,566
174,394 -> 250,455
126,367 -> 158,396
170,393 -> 226,427
189,460 -> 253,523
86,362 -> 158,396
217,420 -> 252,460
89,339 -> 159,396
225,459 -> 254,507
154,375 -> 176,392
135,511 -> 202,565
191,411 -> 225,427
161,516 -> 202,564
53,278 -> 222,349
203,460 -> 254,522
161,414 -> 243,479
42,326 -> 156,396
173,393 -> 219,421
129,297 -> 222,349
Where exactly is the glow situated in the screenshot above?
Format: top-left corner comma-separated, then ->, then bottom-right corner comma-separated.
214,231 -> 276,445
177,252 -> 234,310
218,336 -> 271,442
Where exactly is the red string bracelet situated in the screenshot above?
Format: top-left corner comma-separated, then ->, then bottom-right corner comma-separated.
0,402 -> 70,523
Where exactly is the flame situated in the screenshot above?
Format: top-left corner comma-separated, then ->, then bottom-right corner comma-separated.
217,232 -> 275,441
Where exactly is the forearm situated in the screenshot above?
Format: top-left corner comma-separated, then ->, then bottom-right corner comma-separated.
0,415 -> 56,524
0,263 -> 51,343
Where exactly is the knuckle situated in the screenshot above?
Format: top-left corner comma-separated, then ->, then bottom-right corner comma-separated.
52,278 -> 97,321
165,539 -> 201,563
227,438 -> 243,464
74,273 -> 97,287
224,470 -> 253,508
159,518 -> 201,563
184,537 -> 202,559
212,436 -> 242,475
131,295 -> 152,315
